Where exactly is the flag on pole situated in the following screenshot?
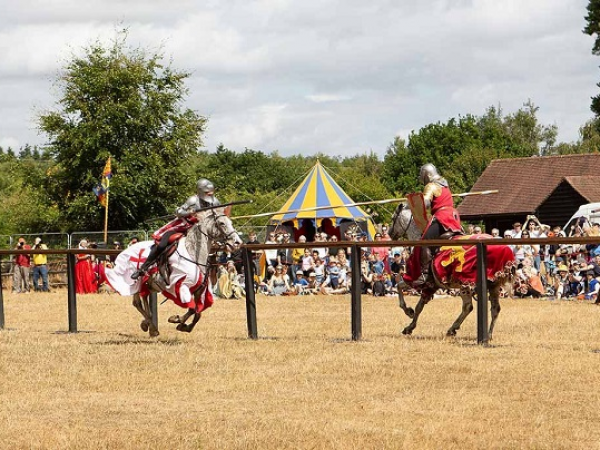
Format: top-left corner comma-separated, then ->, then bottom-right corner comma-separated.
93,157 -> 112,207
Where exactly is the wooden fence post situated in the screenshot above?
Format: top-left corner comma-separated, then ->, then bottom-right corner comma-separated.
476,242 -> 488,344
0,257 -> 4,330
66,253 -> 78,333
242,247 -> 258,339
350,244 -> 362,341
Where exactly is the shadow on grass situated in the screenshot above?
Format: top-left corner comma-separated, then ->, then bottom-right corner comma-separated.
232,336 -> 280,342
92,333 -> 183,346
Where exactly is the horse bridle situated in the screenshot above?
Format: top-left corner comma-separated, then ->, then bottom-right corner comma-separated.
175,209 -> 238,268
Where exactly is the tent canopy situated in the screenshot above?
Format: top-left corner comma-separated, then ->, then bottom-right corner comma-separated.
269,162 -> 376,238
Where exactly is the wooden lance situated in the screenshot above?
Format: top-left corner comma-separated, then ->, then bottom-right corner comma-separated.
231,190 -> 499,220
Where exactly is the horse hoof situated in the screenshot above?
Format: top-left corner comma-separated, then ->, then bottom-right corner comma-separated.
446,329 -> 457,337
176,323 -> 193,333
149,328 -> 160,337
402,327 -> 413,335
168,315 -> 182,324
140,320 -> 149,332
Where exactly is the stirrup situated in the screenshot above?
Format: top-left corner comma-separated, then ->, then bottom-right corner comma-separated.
413,273 -> 430,287
131,269 -> 146,280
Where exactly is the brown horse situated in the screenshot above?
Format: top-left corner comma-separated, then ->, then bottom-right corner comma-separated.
389,203 -> 515,340
106,208 -> 242,336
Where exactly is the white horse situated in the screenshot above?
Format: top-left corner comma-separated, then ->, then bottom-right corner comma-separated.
105,208 -> 242,336
389,203 -> 515,340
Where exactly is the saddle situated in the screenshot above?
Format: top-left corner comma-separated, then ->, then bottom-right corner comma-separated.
155,233 -> 184,282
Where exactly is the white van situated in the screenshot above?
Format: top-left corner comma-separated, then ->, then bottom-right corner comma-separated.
563,202 -> 600,235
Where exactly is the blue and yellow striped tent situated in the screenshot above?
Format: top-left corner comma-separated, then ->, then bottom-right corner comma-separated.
269,161 -> 377,239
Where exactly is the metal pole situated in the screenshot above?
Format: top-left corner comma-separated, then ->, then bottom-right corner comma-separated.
476,242 -> 488,344
241,247 -> 258,339
350,244 -> 362,341
0,256 -> 5,330
149,292 -> 158,329
66,253 -> 78,333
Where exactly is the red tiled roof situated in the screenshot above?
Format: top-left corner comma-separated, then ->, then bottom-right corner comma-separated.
563,175 -> 600,202
457,154 -> 600,217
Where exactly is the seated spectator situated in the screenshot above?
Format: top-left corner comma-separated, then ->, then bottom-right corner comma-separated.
291,235 -> 307,274
217,260 -> 245,299
325,258 -> 340,287
313,257 -> 325,285
555,263 -> 583,300
370,253 -> 385,276
267,265 -> 292,296
581,271 -> 600,302
382,273 -> 394,295
360,254 -> 374,294
293,270 -> 309,295
514,256 -> 544,298
257,266 -> 276,294
304,272 -> 319,295
300,248 -> 315,277
371,273 -> 387,297
320,272 -> 348,295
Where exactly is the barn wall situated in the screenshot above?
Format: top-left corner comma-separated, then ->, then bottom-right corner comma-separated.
537,182 -> 587,228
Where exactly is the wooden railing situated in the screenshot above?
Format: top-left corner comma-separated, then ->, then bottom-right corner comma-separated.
2,235 -> 599,343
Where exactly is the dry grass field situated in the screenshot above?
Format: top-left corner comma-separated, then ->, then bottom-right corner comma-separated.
1,290 -> 600,449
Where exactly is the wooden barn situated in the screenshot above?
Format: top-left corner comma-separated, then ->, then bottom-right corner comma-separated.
457,154 -> 600,232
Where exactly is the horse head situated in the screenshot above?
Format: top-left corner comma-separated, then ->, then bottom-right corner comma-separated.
187,207 -> 242,255
389,203 -> 421,241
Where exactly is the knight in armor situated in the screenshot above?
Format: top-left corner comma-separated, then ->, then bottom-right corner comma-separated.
413,163 -> 463,287
131,178 -> 220,280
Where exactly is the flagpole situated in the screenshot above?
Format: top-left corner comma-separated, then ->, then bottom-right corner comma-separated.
104,189 -> 109,244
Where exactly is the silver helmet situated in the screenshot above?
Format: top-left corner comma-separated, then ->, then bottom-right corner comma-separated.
196,178 -> 216,204
418,163 -> 440,185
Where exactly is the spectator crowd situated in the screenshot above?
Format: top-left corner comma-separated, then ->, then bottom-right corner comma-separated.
214,214 -> 600,304
10,215 -> 600,304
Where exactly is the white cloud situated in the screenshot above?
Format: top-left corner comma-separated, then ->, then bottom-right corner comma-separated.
0,0 -> 596,156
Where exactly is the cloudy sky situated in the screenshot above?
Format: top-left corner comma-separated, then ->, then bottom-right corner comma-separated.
0,0 -> 597,157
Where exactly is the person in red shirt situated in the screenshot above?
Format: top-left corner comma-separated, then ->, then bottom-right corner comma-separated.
12,237 -> 31,293
413,163 -> 463,287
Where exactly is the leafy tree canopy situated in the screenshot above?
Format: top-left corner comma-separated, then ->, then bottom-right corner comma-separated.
38,30 -> 206,232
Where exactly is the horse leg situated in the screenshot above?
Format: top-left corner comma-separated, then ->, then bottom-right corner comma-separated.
176,311 -> 202,333
397,286 -> 415,318
488,284 -> 502,341
133,294 -> 159,337
142,295 -> 160,337
402,292 -> 433,335
132,294 -> 153,335
170,308 -> 194,325
447,289 -> 474,337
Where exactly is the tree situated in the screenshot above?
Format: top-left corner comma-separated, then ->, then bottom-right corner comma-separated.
382,102 -> 558,196
584,0 -> 600,117
38,30 -> 206,232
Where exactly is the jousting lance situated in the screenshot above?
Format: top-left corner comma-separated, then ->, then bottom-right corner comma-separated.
145,199 -> 253,223
231,190 -> 498,220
